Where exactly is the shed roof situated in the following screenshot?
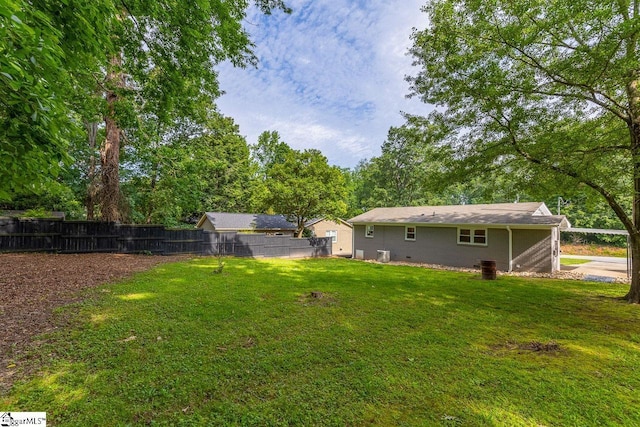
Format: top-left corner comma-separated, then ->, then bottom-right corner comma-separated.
348,202 -> 570,228
196,212 -> 297,231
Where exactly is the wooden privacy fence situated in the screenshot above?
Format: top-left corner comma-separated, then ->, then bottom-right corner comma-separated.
0,217 -> 332,258
0,218 -> 203,255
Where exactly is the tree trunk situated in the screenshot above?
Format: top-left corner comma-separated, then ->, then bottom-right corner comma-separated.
296,217 -> 304,238
100,53 -> 125,222
627,234 -> 640,302
145,162 -> 159,224
625,121 -> 640,303
85,121 -> 99,220
624,68 -> 640,303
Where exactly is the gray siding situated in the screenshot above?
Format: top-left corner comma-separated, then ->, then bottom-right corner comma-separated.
512,229 -> 553,273
353,225 -> 509,269
353,225 -> 554,272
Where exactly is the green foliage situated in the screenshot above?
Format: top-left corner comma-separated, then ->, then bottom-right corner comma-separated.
4,258 -> 640,425
348,117 -> 535,215
347,119 -> 450,213
1,180 -> 85,219
250,130 -> 292,177
560,198 -> 628,246
1,0 -> 290,217
408,0 -> 636,229
0,0 -> 77,200
408,0 -> 640,300
121,113 -> 259,225
264,149 -> 347,235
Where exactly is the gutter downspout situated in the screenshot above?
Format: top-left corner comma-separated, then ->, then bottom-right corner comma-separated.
351,224 -> 356,259
506,226 -> 513,272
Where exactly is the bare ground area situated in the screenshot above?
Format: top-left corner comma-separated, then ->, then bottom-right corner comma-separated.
0,252 -> 191,394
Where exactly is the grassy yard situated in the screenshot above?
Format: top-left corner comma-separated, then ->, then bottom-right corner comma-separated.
3,257 -> 640,426
559,257 -> 592,266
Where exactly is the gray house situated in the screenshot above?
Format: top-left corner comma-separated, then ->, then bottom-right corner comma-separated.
196,212 -> 297,235
349,202 -> 571,273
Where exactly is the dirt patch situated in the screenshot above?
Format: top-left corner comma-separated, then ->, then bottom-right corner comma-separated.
489,340 -> 564,356
297,291 -> 338,307
0,252 -> 190,393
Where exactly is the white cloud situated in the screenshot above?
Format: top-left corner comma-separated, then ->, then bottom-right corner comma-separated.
216,0 -> 433,168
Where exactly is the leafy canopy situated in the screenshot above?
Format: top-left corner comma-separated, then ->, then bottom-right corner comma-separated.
408,0 -> 635,227
408,0 -> 640,301
265,149 -> 347,236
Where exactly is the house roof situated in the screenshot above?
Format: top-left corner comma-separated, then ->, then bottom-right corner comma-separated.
196,212 -> 297,231
348,202 -> 570,228
305,217 -> 353,228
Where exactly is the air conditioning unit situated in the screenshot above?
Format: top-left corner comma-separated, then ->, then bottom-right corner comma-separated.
377,250 -> 390,263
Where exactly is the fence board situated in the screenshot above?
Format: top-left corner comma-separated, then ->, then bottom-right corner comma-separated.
0,218 -> 332,258
163,229 -> 205,255
59,221 -> 118,253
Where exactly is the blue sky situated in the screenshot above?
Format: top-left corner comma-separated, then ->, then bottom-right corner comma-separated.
216,0 -> 433,168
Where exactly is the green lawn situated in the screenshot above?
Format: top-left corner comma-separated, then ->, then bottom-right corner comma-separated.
559,257 -> 592,266
3,257 -> 640,426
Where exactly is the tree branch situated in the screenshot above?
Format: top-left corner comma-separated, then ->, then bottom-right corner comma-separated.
491,112 -> 637,235
484,21 -> 630,122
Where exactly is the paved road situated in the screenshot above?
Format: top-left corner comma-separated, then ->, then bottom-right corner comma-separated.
561,255 -> 629,279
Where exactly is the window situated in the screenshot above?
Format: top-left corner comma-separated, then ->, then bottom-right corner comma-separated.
405,226 -> 416,241
325,230 -> 337,243
365,225 -> 374,238
473,229 -> 486,245
458,228 -> 487,246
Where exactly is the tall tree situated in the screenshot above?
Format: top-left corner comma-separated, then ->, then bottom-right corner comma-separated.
122,113 -> 258,225
356,123 -> 452,208
265,149 -> 347,237
96,0 -> 290,221
251,130 -> 292,177
2,0 -> 124,204
409,0 -> 640,303
2,1 -> 290,220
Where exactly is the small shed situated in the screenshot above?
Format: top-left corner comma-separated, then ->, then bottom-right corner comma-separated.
349,202 -> 570,273
306,218 -> 353,257
196,212 -> 297,236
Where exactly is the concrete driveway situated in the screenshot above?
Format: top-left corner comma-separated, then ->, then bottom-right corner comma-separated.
561,255 -> 629,280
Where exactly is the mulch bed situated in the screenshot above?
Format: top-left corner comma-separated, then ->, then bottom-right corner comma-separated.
0,252 -> 191,394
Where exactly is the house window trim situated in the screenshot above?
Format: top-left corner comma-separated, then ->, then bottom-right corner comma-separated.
457,227 -> 488,246
365,225 -> 374,238
325,230 -> 338,243
405,226 -> 416,241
